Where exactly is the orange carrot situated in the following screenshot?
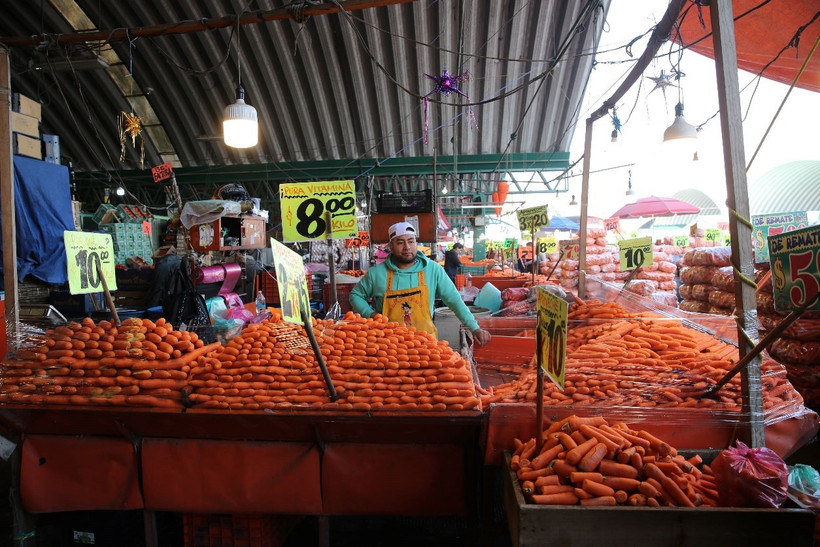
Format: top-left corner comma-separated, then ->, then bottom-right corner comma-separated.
578,443 -> 608,472
531,492 -> 579,505
580,496 -> 616,506
598,459 -> 639,480
566,437 -> 598,466
600,476 -> 640,492
551,459 -> 577,478
582,479 -> 615,498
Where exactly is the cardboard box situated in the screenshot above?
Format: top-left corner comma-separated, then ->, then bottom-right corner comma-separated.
12,93 -> 41,120
11,112 -> 40,138
12,133 -> 42,160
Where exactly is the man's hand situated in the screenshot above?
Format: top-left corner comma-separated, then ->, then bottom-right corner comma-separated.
471,328 -> 492,347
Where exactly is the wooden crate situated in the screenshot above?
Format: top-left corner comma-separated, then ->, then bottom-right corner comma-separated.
503,453 -> 815,547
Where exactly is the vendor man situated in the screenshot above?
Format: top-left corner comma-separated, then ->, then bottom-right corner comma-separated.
350,222 -> 492,347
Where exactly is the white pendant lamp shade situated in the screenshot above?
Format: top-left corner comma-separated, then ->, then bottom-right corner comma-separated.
223,85 -> 258,148
663,102 -> 697,142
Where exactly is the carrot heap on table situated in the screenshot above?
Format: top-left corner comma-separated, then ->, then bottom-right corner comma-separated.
476,299 -> 803,416
513,415 -> 719,507
186,311 -> 480,412
0,317 -> 219,407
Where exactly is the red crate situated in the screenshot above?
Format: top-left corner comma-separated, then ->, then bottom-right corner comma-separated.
183,513 -> 301,547
259,270 -> 312,306
322,282 -> 358,314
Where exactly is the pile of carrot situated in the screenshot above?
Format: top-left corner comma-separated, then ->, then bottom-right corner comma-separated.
513,415 -> 719,507
0,317 -> 220,408
477,299 -> 804,417
186,311 -> 480,412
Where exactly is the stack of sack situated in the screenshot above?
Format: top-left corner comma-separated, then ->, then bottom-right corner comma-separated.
678,246 -> 734,315
757,269 -> 820,409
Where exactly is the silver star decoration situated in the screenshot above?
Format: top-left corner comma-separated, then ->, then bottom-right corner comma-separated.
646,70 -> 677,100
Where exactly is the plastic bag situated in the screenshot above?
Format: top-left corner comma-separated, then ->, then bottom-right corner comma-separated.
712,440 -> 789,508
787,464 -> 820,510
501,287 -> 529,302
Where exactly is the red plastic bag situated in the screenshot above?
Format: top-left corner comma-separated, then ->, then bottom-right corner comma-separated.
712,441 -> 789,508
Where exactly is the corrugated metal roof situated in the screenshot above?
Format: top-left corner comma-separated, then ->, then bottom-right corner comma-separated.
749,160 -> 820,215
1,0 -> 610,190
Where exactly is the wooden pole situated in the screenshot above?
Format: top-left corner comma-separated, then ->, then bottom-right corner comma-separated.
710,0 -> 765,447
96,262 -> 120,326
0,49 -> 19,334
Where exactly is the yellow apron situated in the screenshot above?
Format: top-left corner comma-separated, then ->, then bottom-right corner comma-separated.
382,270 -> 438,336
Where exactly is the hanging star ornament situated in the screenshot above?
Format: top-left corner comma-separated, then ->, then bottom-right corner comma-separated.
645,70 -> 677,100
422,70 -> 478,145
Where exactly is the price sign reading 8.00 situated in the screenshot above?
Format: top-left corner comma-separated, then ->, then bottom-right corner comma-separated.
537,237 -> 557,255
768,224 -> 820,312
279,180 -> 357,242
618,236 -> 653,271
63,231 -> 118,295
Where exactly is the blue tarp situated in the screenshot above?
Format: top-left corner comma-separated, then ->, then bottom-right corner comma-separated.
0,156 -> 74,285
544,216 -> 580,231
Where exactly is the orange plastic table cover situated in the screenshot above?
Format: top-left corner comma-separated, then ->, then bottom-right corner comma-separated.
141,438 -> 322,513
21,435 -> 143,513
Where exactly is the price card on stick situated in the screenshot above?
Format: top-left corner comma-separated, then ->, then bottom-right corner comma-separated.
536,237 -> 557,255
559,240 -> 579,260
705,228 -> 722,244
604,216 -> 621,232
516,205 -> 549,233
618,236 -> 653,271
536,287 -> 568,390
768,224 -> 820,312
64,231 -> 118,294
279,180 -> 357,242
673,235 -> 689,248
270,238 -> 312,325
345,230 -> 370,249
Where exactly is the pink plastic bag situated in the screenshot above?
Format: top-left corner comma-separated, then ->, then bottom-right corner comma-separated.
712,440 -> 789,508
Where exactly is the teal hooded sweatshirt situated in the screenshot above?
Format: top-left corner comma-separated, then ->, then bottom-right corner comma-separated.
349,251 -> 480,332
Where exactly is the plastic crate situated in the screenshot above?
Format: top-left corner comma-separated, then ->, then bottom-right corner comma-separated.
376,189 -> 433,213
183,513 -> 300,547
460,265 -> 487,276
259,270 -> 312,306
323,282 -> 357,314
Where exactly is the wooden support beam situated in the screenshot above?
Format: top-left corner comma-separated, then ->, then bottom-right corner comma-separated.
710,0 -> 765,447
0,49 -> 19,334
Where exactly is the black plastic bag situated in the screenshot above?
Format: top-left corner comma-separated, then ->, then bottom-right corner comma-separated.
162,260 -> 215,344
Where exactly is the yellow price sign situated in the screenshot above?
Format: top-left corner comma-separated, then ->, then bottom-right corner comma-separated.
279,180 -> 357,242
673,235 -> 689,248
536,237 -> 557,255
271,238 -> 311,325
705,228 -> 722,243
63,231 -> 118,295
516,205 -> 549,233
723,233 -> 731,247
618,236 -> 653,271
536,287 -> 568,390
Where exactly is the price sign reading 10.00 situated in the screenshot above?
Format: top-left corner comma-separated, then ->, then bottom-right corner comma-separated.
768,224 -> 820,312
64,231 -> 118,295
279,180 -> 358,242
618,236 -> 653,271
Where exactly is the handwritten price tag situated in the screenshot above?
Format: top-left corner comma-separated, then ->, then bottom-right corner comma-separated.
151,162 -> 173,183
537,237 -> 557,255
604,217 -> 621,232
516,205 -> 549,233
674,235 -> 689,248
536,287 -> 568,390
345,230 -> 370,248
63,231 -> 118,295
559,240 -> 579,260
705,229 -> 722,243
279,180 -> 357,242
618,236 -> 653,271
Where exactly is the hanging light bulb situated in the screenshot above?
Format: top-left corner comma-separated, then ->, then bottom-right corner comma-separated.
115,185 -> 125,196
223,85 -> 258,148
569,195 -> 578,206
625,170 -> 635,196
441,185 -> 448,195
611,129 -> 619,143
663,102 -> 697,142
360,199 -> 367,209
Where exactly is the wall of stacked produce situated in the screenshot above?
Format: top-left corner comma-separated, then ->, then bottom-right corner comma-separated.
757,270 -> 820,409
475,299 -> 804,421
0,313 -> 480,412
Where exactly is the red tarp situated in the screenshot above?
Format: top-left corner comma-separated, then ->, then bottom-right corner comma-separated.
675,0 -> 820,92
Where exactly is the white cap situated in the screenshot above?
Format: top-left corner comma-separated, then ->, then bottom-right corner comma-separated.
388,222 -> 416,241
